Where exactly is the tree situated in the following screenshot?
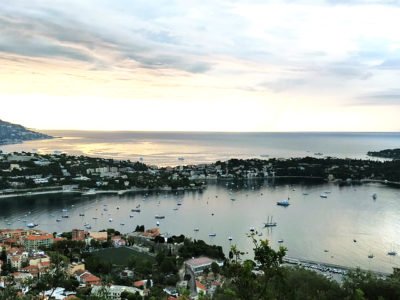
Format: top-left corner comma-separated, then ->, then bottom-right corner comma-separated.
211,261 -> 220,274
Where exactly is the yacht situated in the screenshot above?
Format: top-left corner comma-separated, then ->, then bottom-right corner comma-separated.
277,199 -> 290,207
387,250 -> 397,256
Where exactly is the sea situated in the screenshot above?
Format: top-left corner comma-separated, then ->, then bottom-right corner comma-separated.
1,131 -> 400,273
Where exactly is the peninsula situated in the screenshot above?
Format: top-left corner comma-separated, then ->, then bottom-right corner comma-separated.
0,119 -> 52,145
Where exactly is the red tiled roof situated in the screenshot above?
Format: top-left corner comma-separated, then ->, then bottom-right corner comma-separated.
196,281 -> 206,291
81,272 -> 101,283
134,280 -> 145,287
25,234 -> 53,241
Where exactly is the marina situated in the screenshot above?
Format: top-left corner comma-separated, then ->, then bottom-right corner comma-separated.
0,181 -> 399,273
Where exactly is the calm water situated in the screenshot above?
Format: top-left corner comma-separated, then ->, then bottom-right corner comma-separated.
1,131 -> 400,166
1,131 -> 400,273
1,182 -> 400,273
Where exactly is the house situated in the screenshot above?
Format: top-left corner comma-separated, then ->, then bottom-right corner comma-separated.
119,269 -> 134,280
196,280 -> 207,294
68,263 -> 85,276
91,285 -> 144,299
44,287 -> 76,300
88,232 -> 107,241
185,257 -> 221,275
72,229 -> 86,241
111,236 -> 126,247
76,270 -> 101,286
133,279 -> 153,289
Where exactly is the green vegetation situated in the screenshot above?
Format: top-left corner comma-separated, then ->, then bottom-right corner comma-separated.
179,238 -> 225,260
90,247 -> 154,267
368,148 -> 400,160
213,236 -> 400,300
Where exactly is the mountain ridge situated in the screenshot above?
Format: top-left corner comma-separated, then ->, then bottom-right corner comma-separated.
0,119 -> 53,145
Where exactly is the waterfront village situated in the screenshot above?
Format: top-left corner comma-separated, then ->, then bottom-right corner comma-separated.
0,150 -> 399,198
0,225 -> 227,299
1,151 -> 400,299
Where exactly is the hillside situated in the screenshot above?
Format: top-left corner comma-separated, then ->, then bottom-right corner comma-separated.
0,119 -> 52,145
367,148 -> 400,160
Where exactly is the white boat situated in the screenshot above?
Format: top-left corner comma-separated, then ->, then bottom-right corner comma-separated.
277,199 -> 290,207
27,223 -> 38,228
56,219 -> 61,222
83,189 -> 97,196
320,193 -> 328,198
208,233 -> 216,237
155,215 -> 165,219
156,221 -> 160,226
249,227 -> 255,232
278,239 -> 284,243
194,228 -> 199,232
108,218 -> 113,222
228,236 -> 233,241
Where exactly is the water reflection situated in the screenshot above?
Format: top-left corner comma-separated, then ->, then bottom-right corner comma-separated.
1,181 -> 399,273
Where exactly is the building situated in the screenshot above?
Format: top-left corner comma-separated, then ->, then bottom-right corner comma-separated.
23,234 -> 54,251
88,232 -> 107,241
185,257 -> 220,275
92,285 -> 144,299
72,229 -> 86,241
76,271 -> 101,286
111,236 -> 126,247
68,263 -> 85,276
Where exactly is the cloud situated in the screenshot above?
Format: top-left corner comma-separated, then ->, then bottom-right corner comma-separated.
356,89 -> 400,105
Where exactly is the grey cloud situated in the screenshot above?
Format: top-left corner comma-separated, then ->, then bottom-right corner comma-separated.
356,89 -> 400,105
0,3 -> 213,74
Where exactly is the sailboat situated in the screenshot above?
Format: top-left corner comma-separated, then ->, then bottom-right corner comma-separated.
264,216 -> 277,227
387,244 -> 397,256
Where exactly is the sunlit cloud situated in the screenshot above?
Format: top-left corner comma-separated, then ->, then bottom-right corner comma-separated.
0,0 -> 399,131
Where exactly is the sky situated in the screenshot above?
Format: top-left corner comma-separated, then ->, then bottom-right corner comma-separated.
0,0 -> 400,132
